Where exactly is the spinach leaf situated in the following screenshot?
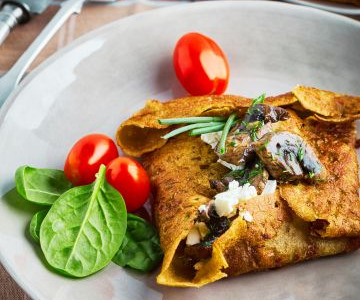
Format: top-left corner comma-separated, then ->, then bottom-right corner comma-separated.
112,213 -> 163,272
29,209 -> 48,243
40,165 -> 127,277
15,166 -> 72,206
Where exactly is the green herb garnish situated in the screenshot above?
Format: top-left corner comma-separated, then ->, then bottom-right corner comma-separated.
252,93 -> 265,106
297,146 -> 304,161
224,161 -> 264,185
189,119 -> 238,136
189,124 -> 225,136
258,139 -> 270,151
308,171 -> 315,179
248,162 -> 264,178
247,93 -> 265,115
157,93 -> 266,141
225,168 -> 246,179
229,141 -> 236,147
288,152 -> 294,161
248,120 -> 265,142
158,116 -> 226,125
162,121 -> 224,139
241,120 -> 249,127
219,113 -> 237,155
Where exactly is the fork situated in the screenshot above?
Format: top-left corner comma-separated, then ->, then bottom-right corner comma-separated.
0,0 -> 117,108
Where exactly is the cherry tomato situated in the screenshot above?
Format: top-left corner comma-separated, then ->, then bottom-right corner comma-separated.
106,157 -> 150,212
64,134 -> 119,186
173,32 -> 230,96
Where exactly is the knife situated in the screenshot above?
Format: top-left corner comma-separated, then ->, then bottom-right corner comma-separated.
0,0 -> 86,108
0,0 -> 52,45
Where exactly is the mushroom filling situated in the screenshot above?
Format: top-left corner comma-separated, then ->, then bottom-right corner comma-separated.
184,179 -> 277,260
184,182 -> 258,260
210,159 -> 269,194
211,100 -> 325,183
215,104 -> 289,166
184,101 -> 325,262
254,131 -> 325,182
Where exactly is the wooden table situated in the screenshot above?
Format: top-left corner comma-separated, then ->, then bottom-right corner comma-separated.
0,1 -> 156,73
0,1 -> 358,299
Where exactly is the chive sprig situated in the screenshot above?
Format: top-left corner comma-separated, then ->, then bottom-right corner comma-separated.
158,116 -> 226,125
218,113 -> 237,155
161,122 -> 224,139
158,94 -> 266,156
159,115 -> 239,140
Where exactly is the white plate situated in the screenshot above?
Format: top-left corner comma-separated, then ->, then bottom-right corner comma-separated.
1,1 -> 360,300
283,0 -> 360,15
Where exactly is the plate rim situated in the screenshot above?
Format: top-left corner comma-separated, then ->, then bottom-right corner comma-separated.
283,0 -> 360,15
0,1 -> 360,299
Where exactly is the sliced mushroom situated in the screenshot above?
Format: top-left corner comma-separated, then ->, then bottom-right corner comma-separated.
215,104 -> 289,166
184,243 -> 212,260
254,131 -> 325,182
209,179 -> 227,193
216,122 -> 272,166
250,169 -> 269,194
243,104 -> 289,124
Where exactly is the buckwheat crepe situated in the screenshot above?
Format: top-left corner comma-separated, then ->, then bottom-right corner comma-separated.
116,86 -> 360,287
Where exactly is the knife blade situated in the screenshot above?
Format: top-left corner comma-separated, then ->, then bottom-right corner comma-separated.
0,0 -> 86,108
0,0 -> 52,45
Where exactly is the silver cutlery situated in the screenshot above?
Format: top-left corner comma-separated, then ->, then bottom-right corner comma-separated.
0,0 -> 52,45
0,0 -> 116,108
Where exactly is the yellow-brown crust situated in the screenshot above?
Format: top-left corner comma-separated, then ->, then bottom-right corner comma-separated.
117,87 -> 360,287
143,134 -> 228,286
293,86 -> 360,118
142,134 -> 360,287
223,196 -> 360,277
117,93 -> 297,157
280,118 -> 360,237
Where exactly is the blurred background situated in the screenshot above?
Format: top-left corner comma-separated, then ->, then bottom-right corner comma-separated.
0,0 -> 358,75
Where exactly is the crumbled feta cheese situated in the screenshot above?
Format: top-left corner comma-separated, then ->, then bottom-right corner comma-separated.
261,180 -> 277,195
240,211 -> 253,222
186,226 -> 201,246
198,204 -> 207,213
201,131 -> 222,149
228,180 -> 240,190
185,222 -> 210,245
197,222 -> 210,238
214,181 -> 257,217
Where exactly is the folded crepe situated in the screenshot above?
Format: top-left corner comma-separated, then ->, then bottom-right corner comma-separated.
116,86 -> 360,287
